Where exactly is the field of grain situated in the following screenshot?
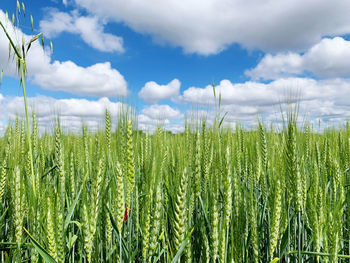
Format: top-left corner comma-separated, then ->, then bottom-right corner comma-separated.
0,111 -> 348,263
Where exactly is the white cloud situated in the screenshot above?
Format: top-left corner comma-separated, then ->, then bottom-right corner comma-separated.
62,0 -> 68,6
138,114 -> 170,125
1,95 -> 128,132
141,104 -> 183,120
75,0 -> 350,55
40,9 -> 124,53
33,61 -> 127,97
181,77 -> 350,124
138,104 -> 184,133
138,79 -> 180,103
0,10 -> 127,98
2,75 -> 350,134
246,53 -> 304,80
137,116 -> 185,134
303,37 -> 350,78
247,37 -> 350,80
166,124 -> 185,133
0,93 -> 184,134
182,79 -> 277,106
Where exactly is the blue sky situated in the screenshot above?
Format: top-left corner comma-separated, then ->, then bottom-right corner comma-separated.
1,0 -> 350,132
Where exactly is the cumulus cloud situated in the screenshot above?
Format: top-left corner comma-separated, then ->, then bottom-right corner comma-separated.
138,114 -> 170,125
2,74 -> 350,134
75,0 -> 350,55
246,37 -> 350,80
182,79 -> 277,106
40,9 -> 124,53
0,10 -> 127,98
138,79 -> 180,103
0,95 -> 129,132
141,104 -> 183,120
181,77 -> 350,124
0,93 -> 184,134
181,78 -> 333,106
33,61 -> 127,97
245,53 -> 304,80
138,117 -> 185,134
165,124 -> 185,133
138,104 -> 184,133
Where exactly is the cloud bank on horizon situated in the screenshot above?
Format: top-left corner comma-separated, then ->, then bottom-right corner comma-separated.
0,0 -> 350,133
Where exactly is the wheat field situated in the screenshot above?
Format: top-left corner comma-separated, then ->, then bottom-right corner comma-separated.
0,111 -> 348,263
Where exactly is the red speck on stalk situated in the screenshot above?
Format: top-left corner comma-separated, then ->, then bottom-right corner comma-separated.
124,203 -> 131,222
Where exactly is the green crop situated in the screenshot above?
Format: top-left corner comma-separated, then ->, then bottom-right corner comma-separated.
0,112 -> 347,263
